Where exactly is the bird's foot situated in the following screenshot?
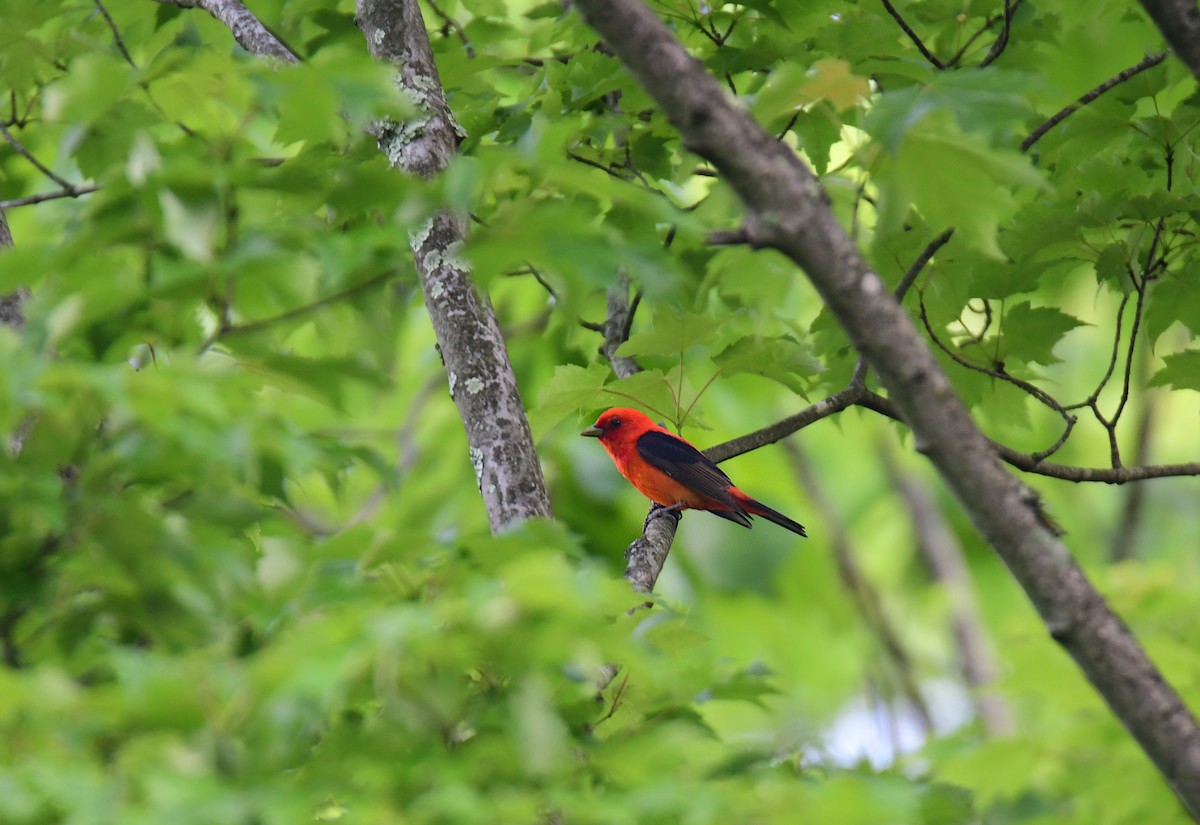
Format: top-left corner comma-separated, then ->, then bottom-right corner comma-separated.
644,502 -> 683,531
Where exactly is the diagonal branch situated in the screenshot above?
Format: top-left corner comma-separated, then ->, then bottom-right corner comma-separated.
198,269 -> 396,352
572,1 -> 1200,813
93,0 -> 137,67
879,0 -> 944,69
0,184 -> 101,209
977,0 -> 1018,68
1022,51 -> 1168,153
149,0 -> 300,63
0,123 -> 81,191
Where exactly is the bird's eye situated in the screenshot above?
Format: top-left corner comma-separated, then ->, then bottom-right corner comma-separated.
610,417 -> 622,428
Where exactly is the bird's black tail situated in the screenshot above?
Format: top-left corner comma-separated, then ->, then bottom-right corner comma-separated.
743,498 -> 807,537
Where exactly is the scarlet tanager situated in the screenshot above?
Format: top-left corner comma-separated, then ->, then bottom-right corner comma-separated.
582,407 -> 807,536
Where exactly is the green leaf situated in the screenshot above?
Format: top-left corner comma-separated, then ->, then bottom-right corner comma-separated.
865,68 -> 1039,152
1145,263 -> 1200,345
713,335 -> 822,396
872,111 -> 1047,259
1149,349 -> 1200,392
603,369 -> 681,424
751,59 -> 868,123
996,303 -> 1086,366
1094,242 -> 1131,286
244,353 -> 390,409
615,307 -> 718,358
529,362 -> 611,439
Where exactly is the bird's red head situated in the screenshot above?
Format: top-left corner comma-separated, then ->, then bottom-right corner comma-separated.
580,407 -> 656,445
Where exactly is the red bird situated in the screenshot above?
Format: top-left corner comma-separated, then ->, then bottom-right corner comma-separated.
582,407 -> 806,536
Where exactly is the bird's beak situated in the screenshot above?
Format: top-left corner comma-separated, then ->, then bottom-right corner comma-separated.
580,426 -> 603,438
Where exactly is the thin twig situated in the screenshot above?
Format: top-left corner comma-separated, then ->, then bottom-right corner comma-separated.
879,0 -> 944,69
707,383 -> 1200,484
1022,52 -> 1168,152
0,184 -> 100,209
0,606 -> 26,668
978,0 -> 1019,68
0,122 -> 79,190
945,8 -> 1005,67
198,270 -> 395,352
424,0 -> 475,58
895,228 -> 954,303
705,386 -> 863,463
917,293 -> 1077,434
505,264 -> 557,300
1065,291 -> 1131,414
706,228 -> 751,246
1110,398 -> 1154,561
93,0 -> 138,67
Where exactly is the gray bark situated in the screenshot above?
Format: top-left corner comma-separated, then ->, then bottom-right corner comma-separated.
1137,0 -> 1200,81
158,0 -> 552,530
596,275 -> 679,593
572,0 -> 1200,816
0,207 -> 24,331
356,0 -> 551,530
150,0 -> 300,63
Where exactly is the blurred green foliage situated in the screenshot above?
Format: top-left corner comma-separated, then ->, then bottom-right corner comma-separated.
1,0 -> 1199,822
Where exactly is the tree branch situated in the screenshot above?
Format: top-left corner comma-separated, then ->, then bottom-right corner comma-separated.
977,0 -> 1018,68
0,123 -> 82,191
1137,0 -> 1200,81
423,0 -> 475,59
593,272 -> 680,594
895,228 -> 953,303
1022,51 -> 1168,153
572,1 -> 1200,813
988,444 -> 1200,483
0,206 -> 22,333
356,0 -> 551,530
157,0 -> 550,530
879,0 -> 944,69
198,269 -> 396,352
149,0 -> 300,63
0,184 -> 101,209
93,0 -> 137,67
705,386 -> 862,464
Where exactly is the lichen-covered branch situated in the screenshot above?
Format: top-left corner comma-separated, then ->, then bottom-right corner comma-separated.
594,273 -> 679,594
0,207 -> 12,251
572,0 -> 1200,814
356,0 -> 551,530
0,207 -> 24,331
149,0 -> 300,63
146,0 -> 550,530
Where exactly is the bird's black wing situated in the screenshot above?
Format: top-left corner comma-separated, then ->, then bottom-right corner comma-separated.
635,430 -> 743,512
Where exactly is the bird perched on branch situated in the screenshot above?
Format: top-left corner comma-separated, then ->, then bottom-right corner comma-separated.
582,407 -> 807,536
